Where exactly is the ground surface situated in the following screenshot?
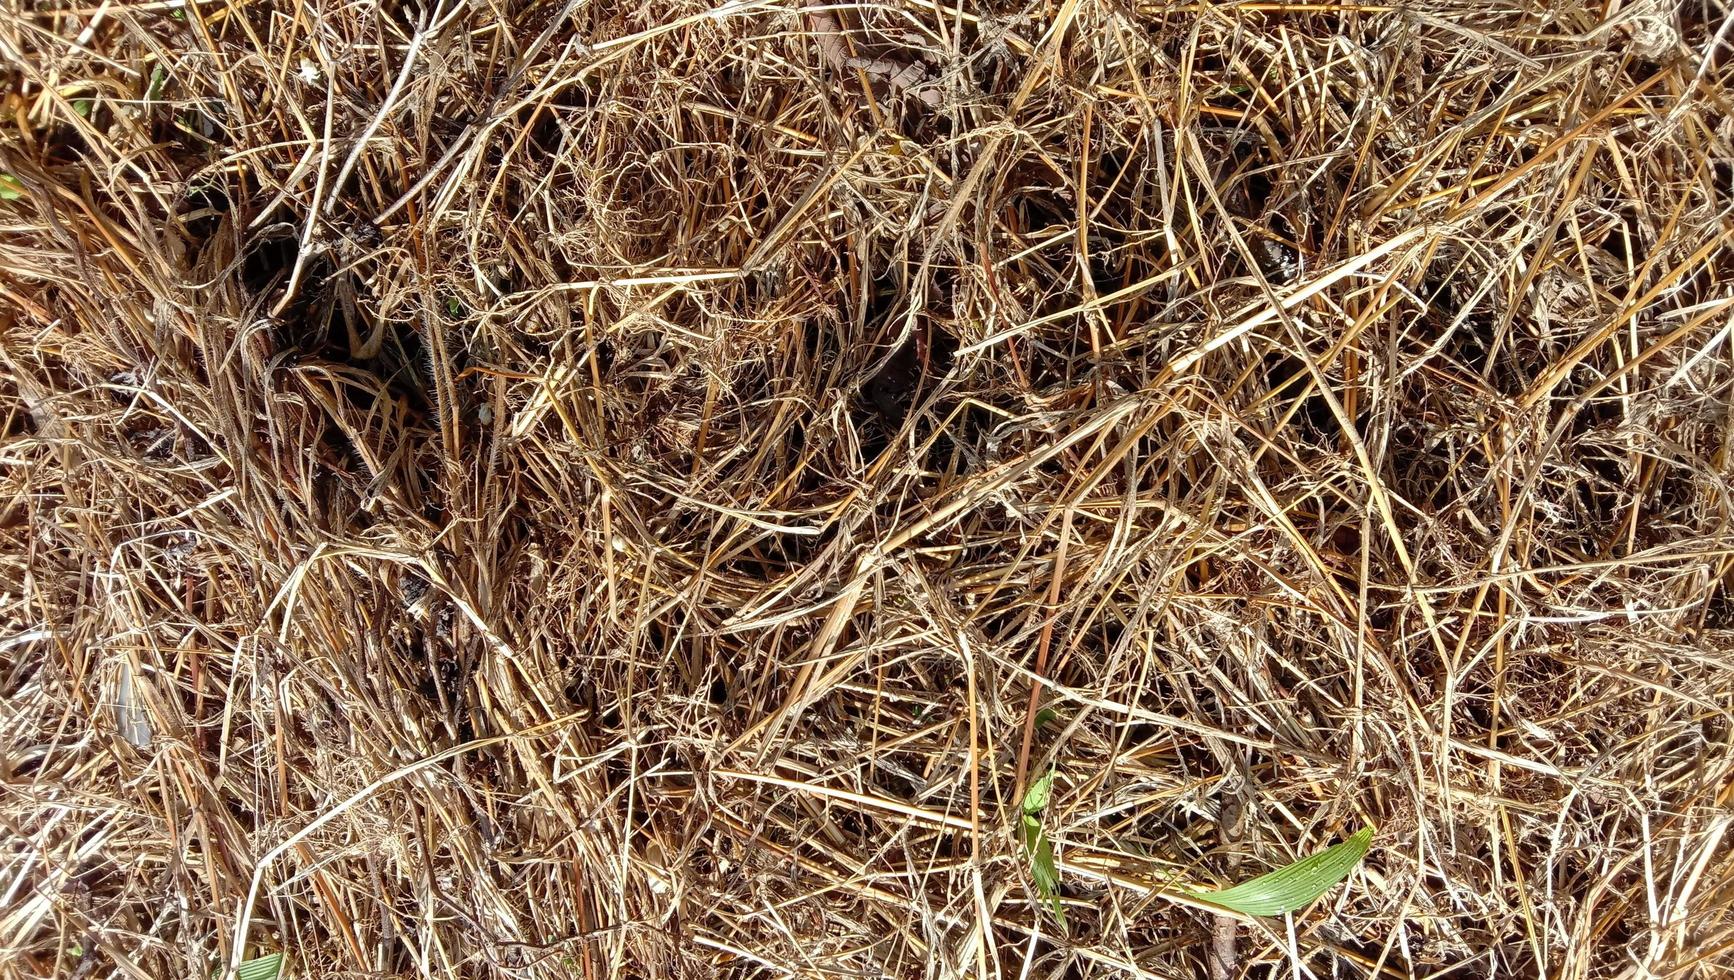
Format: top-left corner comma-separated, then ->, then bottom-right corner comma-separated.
4,1 -> 1734,978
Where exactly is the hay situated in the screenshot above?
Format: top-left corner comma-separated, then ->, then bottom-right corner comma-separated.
4,0 -> 1734,976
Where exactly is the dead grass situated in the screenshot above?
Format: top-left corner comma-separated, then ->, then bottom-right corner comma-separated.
3,0 -> 1734,977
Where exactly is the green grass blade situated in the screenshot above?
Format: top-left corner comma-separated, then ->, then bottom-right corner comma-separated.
1022,768 -> 1054,816
236,952 -> 284,980
1021,814 -> 1066,927
1018,772 -> 1064,926
1194,825 -> 1373,917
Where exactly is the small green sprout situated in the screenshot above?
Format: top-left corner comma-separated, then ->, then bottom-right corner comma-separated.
1020,768 -> 1065,927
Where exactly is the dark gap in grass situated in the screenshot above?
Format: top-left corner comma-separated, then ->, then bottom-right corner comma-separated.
240,227 -> 300,296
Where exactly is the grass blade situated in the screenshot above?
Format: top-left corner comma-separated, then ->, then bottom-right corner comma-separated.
236,952 -> 284,980
1021,814 -> 1065,927
1192,826 -> 1374,917
1019,769 -> 1064,926
1022,768 -> 1055,816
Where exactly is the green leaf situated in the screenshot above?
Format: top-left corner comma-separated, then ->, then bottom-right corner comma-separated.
1021,768 -> 1054,816
1019,769 -> 1063,923
1034,706 -> 1059,729
1193,825 -> 1374,917
236,952 -> 285,980
0,174 -> 22,200
1021,813 -> 1065,927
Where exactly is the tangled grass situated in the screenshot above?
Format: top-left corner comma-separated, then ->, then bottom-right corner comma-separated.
4,0 -> 1734,977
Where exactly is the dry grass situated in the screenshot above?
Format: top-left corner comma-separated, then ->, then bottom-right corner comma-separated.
3,0 -> 1734,977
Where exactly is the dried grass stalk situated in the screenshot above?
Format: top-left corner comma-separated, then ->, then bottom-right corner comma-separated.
3,0 -> 1734,977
